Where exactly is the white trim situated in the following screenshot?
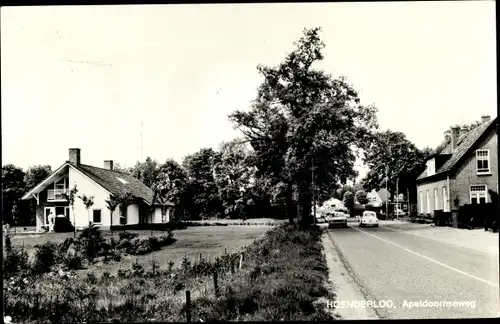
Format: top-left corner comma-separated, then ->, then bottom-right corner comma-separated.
475,149 -> 490,174
21,163 -> 69,199
446,176 -> 451,211
433,188 -> 439,211
22,162 -> 113,200
43,207 -> 55,226
426,189 -> 431,213
469,184 -> 488,204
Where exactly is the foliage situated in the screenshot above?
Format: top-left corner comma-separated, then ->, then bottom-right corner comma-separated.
61,185 -> 79,235
130,157 -> 160,188
153,159 -> 189,219
78,194 -> 95,226
105,194 -> 120,234
2,164 -> 26,225
3,234 -> 30,278
355,189 -> 368,205
182,148 -> 224,220
213,139 -> 257,219
31,242 -> 58,274
362,130 -> 432,203
229,27 -> 378,227
342,191 -> 354,214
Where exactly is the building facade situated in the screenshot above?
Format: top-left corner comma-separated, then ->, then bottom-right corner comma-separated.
416,115 -> 497,216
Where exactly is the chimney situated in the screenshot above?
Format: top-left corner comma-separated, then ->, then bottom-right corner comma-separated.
450,126 -> 460,151
69,148 -> 81,165
444,130 -> 451,143
104,160 -> 114,170
481,115 -> 491,124
459,126 -> 468,139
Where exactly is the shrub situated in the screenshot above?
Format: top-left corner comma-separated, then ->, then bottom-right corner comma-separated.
32,242 -> 58,274
132,259 -> 145,276
61,244 -> 85,270
119,231 -> 138,241
54,217 -> 75,233
3,245 -> 30,278
133,237 -> 153,255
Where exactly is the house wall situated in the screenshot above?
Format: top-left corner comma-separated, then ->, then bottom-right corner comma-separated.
68,167 -> 112,229
449,130 -> 498,207
416,179 -> 448,216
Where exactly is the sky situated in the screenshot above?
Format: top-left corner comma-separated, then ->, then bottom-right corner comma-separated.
1,2 -> 497,182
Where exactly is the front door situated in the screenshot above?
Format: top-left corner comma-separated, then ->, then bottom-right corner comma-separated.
44,207 -> 55,226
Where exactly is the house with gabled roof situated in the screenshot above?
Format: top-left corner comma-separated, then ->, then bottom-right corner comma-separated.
416,115 -> 498,216
21,148 -> 174,231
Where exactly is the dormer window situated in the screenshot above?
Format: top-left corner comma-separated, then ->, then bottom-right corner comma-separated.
476,149 -> 490,174
116,177 -> 128,184
426,159 -> 436,176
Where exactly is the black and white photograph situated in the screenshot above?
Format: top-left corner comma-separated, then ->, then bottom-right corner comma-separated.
1,2 -> 498,322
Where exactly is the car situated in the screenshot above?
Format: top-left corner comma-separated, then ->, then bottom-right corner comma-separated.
315,213 -> 327,223
327,211 -> 348,228
394,209 -> 406,217
360,211 -> 379,227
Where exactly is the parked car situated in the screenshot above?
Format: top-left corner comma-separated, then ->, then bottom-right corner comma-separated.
327,211 -> 348,228
315,212 -> 327,223
359,211 -> 379,227
394,209 -> 406,217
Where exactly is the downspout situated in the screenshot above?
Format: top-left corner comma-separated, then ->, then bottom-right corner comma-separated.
446,175 -> 451,212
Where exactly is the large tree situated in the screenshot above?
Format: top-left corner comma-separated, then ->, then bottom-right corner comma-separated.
130,157 -> 159,188
362,130 -> 432,203
24,165 -> 52,192
154,159 -> 189,219
213,139 -> 257,219
182,148 -> 223,220
2,164 -> 27,225
230,27 -> 378,227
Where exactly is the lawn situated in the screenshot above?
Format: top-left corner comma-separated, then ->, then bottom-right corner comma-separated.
10,226 -> 270,273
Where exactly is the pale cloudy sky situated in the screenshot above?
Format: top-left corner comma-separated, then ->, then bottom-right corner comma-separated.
1,2 -> 496,182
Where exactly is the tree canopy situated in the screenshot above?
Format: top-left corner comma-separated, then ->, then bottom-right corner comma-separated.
230,27 -> 378,226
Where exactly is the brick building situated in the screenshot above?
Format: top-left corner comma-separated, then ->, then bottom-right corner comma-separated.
416,115 -> 497,216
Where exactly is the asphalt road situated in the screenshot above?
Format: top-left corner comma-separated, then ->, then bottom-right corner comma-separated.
325,223 -> 500,319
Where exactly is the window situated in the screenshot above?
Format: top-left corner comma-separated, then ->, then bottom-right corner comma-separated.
434,188 -> 439,210
426,159 -> 436,176
442,187 -> 449,212
116,177 -> 128,184
470,185 -> 488,204
93,209 -> 102,224
426,190 -> 431,213
476,150 -> 490,174
419,191 -> 424,213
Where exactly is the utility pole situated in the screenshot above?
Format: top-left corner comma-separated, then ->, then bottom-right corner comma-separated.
384,164 -> 390,219
407,187 -> 410,216
396,178 -> 399,220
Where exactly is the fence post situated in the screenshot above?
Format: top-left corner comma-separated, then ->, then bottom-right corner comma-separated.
185,290 -> 191,323
239,253 -> 243,269
213,270 -> 219,298
199,253 -> 202,262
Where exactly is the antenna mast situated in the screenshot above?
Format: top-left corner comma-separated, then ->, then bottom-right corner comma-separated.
140,120 -> 143,162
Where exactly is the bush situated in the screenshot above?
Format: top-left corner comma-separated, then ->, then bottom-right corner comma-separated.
62,244 -> 85,270
54,217 -> 75,233
119,232 -> 139,241
32,242 -> 58,274
3,242 -> 30,278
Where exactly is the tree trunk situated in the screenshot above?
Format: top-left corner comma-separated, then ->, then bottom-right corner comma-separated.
285,183 -> 296,224
298,184 -> 313,228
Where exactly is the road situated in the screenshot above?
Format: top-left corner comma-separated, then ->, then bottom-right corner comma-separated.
324,222 -> 499,319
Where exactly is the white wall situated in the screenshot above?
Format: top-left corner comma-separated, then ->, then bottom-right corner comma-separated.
126,204 -> 140,225
68,167 -> 112,229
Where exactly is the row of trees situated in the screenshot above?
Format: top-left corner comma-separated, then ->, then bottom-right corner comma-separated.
2,27 -> 437,228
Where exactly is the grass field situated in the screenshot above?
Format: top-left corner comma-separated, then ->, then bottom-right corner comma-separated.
10,226 -> 271,274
